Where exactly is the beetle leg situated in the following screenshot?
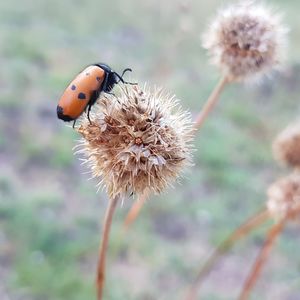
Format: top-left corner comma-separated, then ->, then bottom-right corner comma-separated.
87,104 -> 92,124
101,71 -> 110,92
85,90 -> 102,124
72,119 -> 77,128
105,91 -> 116,97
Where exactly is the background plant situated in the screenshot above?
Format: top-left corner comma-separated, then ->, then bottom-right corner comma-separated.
185,121 -> 300,300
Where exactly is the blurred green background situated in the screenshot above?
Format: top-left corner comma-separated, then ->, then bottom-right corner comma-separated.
1,0 -> 300,299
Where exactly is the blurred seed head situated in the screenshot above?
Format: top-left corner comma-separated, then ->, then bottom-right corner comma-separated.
203,0 -> 288,82
76,85 -> 194,199
273,122 -> 300,169
267,173 -> 300,221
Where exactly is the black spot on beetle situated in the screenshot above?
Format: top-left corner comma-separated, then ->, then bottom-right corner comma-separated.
78,92 -> 86,100
86,72 -> 90,76
96,77 -> 101,82
71,85 -> 76,90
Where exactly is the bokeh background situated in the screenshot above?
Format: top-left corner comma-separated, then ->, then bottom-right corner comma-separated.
1,0 -> 300,299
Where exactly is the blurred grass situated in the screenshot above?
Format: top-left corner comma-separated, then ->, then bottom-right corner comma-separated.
0,0 -> 300,299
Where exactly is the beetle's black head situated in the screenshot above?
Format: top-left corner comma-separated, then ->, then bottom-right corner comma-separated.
94,63 -> 136,93
95,63 -> 113,74
104,71 -> 121,93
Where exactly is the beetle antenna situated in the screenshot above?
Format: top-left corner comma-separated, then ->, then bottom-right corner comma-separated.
114,68 -> 137,85
121,68 -> 132,77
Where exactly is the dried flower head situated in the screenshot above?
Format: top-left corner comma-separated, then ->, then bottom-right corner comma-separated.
76,85 -> 194,199
267,173 -> 300,221
273,122 -> 300,169
203,1 -> 287,81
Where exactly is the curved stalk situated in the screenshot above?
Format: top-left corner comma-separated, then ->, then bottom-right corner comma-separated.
124,193 -> 148,229
238,219 -> 285,300
185,209 -> 270,300
97,196 -> 119,300
194,76 -> 229,130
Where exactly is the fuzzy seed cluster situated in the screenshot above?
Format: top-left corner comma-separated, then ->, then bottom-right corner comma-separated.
267,173 -> 300,221
203,1 -> 287,81
273,122 -> 300,169
76,85 -> 194,199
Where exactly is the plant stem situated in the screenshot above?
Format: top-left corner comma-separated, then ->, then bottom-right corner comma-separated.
185,209 -> 270,300
123,193 -> 148,230
194,76 -> 229,130
97,196 -> 119,300
238,219 -> 285,300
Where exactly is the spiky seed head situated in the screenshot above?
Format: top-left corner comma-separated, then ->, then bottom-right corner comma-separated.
203,1 -> 288,82
267,173 -> 300,221
76,85 -> 194,199
273,122 -> 300,169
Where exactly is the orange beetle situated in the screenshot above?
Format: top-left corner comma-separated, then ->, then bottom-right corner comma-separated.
57,63 -> 134,126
